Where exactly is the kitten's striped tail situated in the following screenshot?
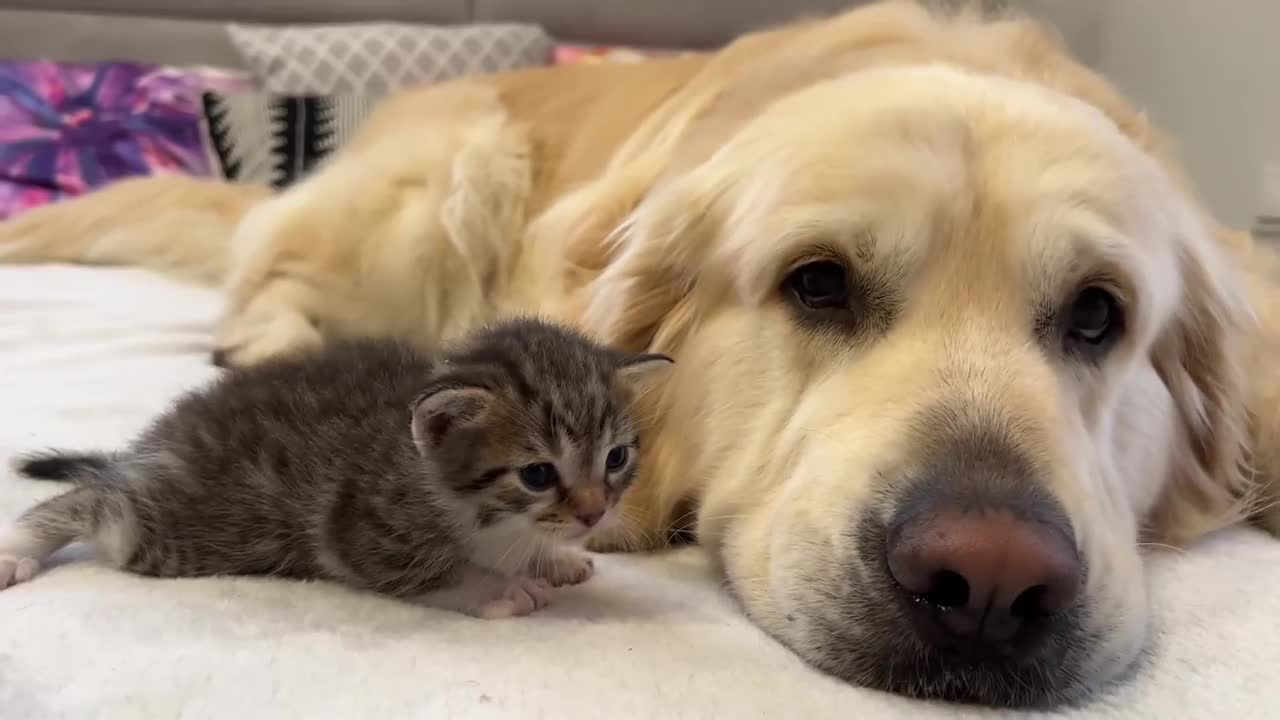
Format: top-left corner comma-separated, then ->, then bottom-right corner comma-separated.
1,454 -> 133,590
14,450 -> 115,482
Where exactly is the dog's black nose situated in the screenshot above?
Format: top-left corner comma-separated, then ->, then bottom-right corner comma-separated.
886,504 -> 1081,655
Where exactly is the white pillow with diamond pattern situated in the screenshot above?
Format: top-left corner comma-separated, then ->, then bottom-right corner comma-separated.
227,22 -> 553,96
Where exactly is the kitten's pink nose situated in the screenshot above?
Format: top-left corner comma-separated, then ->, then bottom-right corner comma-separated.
575,510 -> 604,528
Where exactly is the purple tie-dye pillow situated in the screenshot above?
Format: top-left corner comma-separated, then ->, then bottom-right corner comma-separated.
0,61 -> 254,220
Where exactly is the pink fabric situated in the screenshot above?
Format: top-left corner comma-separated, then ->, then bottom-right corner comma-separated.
551,44 -> 681,65
0,61 -> 254,220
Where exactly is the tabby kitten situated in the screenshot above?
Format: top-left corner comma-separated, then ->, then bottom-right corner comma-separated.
0,318 -> 671,618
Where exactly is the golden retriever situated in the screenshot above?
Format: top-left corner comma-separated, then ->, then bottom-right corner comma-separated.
4,0 -> 1279,708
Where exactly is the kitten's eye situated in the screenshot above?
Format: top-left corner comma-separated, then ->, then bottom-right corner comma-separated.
518,463 -> 559,492
605,446 -> 630,472
785,260 -> 849,310
1066,286 -> 1123,349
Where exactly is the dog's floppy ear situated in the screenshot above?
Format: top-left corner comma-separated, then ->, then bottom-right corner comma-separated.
576,177 -> 722,352
1148,225 -> 1256,546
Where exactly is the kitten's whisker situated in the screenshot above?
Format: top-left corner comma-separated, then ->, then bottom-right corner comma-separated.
533,537 -> 547,580
523,538 -> 541,579
624,509 -> 658,546
525,541 -> 540,577
611,520 -> 639,553
631,522 -> 656,549
626,525 -> 650,552
495,534 -> 524,570
693,513 -> 751,523
1137,542 -> 1186,554
614,506 -> 658,551
673,509 -> 698,527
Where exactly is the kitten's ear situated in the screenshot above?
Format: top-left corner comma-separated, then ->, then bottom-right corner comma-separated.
614,352 -> 675,388
411,386 -> 493,449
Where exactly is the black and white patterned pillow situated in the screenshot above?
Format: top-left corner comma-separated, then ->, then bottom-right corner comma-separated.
201,91 -> 376,188
227,23 -> 553,96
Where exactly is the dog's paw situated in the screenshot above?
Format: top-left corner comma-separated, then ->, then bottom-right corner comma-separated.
213,309 -> 322,367
535,550 -> 595,587
476,577 -> 553,619
0,554 -> 41,590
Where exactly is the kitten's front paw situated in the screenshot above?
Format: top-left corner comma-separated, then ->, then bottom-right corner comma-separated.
477,577 -> 552,619
536,550 -> 595,587
0,554 -> 41,589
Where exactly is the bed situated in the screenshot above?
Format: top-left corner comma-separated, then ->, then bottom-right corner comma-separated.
2,268 -> 1280,718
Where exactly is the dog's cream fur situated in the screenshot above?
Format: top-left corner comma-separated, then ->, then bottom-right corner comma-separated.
3,0 -> 1279,705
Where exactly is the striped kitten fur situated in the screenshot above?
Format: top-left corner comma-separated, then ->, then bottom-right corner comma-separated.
0,318 -> 671,618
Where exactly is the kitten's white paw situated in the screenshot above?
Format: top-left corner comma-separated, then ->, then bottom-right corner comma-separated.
0,554 -> 41,589
477,577 -> 552,619
537,551 -> 595,587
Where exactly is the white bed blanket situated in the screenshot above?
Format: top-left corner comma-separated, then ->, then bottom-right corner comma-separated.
1,264 -> 1278,719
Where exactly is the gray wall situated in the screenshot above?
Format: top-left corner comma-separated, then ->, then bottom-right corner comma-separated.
1092,1 -> 1280,227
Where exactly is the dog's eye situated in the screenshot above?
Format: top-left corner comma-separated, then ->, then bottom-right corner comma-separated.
1066,287 -> 1122,348
786,261 -> 849,310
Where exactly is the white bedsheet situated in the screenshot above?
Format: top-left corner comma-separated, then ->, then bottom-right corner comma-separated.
1,264 -> 1278,719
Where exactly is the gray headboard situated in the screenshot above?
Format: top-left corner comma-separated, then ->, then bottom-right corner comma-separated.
0,0 -> 863,67
0,1 -> 1100,68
